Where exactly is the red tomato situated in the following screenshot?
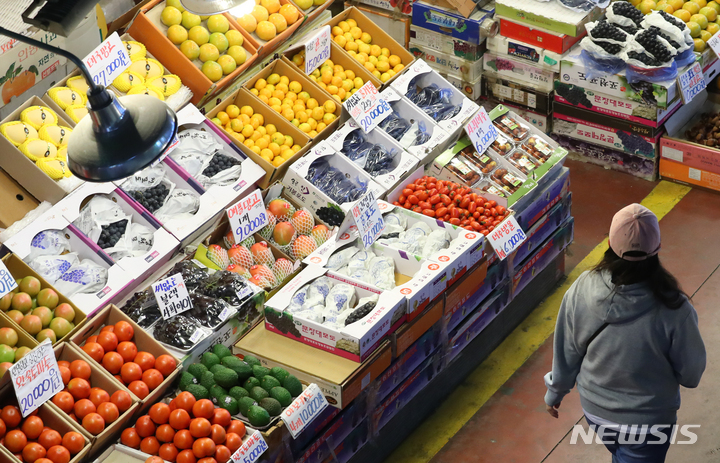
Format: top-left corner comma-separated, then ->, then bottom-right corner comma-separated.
141,436 -> 161,455
62,432 -> 85,455
192,438 -> 216,458
111,391 -> 133,413
189,418 -> 211,438
214,445 -> 231,463
121,428 -> 141,449
113,321 -> 134,342
226,420 -> 246,438
82,412 -> 105,435
73,399 -> 96,420
52,391 -> 75,414
81,343 -> 104,363
38,429 -> 62,449
101,352 -> 124,375
224,433 -> 242,453
136,415 -> 157,438
174,392 -> 196,413
69,360 -> 91,380
128,381 -> 150,400
23,442 -> 46,463
156,424 -> 176,443
134,352 -> 156,371
169,409 -> 191,431
142,369 -> 164,391
88,388 -> 110,409
1,405 -> 22,428
159,443 -> 179,462
149,403 -> 171,425
67,378 -> 90,400
46,445 -> 71,463
173,430 -> 194,450
211,409 -> 231,427
117,342 -> 138,363
58,366 -> 71,386
176,450 -> 197,463
191,400 -> 214,420
121,362 -> 143,384
4,429 -> 27,453
154,355 -> 177,377
209,424 -> 225,445
98,402 -> 120,424
97,331 -> 118,353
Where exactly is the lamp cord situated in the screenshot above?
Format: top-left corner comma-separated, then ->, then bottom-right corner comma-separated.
0,25 -> 99,92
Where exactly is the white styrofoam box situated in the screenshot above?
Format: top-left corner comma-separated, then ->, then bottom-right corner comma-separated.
391,59 -> 480,133
171,104 -> 266,208
410,25 -> 486,61
379,87 -> 452,163
4,209 -> 133,316
483,52 -> 555,92
486,35 -> 563,72
409,41 -> 484,82
54,182 -> 180,282
326,119 -> 419,190
264,265 -> 406,362
282,141 -> 386,215
443,72 -> 482,101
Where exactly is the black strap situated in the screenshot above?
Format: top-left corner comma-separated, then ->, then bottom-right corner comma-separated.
587,322 -> 609,348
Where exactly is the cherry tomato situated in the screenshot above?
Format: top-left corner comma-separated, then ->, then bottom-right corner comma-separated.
435,207 -> 448,218
402,188 -> 413,196
422,209 -> 435,217
416,191 -> 428,201
407,195 -> 419,205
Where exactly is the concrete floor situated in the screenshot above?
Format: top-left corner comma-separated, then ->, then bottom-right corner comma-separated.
425,160 -> 720,463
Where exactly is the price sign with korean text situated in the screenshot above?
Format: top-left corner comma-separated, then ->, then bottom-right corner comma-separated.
351,191 -> 385,248
303,26 -> 331,74
231,430 -> 268,463
465,107 -> 498,155
153,273 -> 192,319
487,215 -> 526,260
708,32 -> 720,59
227,189 -> 268,244
677,61 -> 705,104
83,32 -> 130,87
281,384 -> 329,438
343,81 -> 391,133
10,339 -> 62,417
0,261 -> 18,298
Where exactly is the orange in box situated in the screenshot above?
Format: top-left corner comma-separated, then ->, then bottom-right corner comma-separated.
226,0 -> 306,58
128,0 -> 259,105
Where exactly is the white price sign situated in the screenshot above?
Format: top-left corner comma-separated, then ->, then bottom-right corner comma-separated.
487,216 -> 527,260
343,81 -> 391,133
153,273 -> 192,319
227,189 -> 268,244
231,430 -> 268,463
281,383 -> 329,438
708,32 -> 720,58
465,107 -> 498,155
0,261 -> 18,298
82,32 -> 130,87
10,339 -> 62,417
304,26 -> 332,74
677,61 -> 706,104
351,191 -> 385,248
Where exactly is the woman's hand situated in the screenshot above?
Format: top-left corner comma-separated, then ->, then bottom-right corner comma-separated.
546,402 -> 560,419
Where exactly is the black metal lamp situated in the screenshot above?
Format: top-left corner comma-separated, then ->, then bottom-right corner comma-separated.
0,26 -> 178,182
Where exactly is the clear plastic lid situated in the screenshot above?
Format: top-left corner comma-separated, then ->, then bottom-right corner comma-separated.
493,114 -> 530,143
505,149 -> 540,175
520,136 -> 555,164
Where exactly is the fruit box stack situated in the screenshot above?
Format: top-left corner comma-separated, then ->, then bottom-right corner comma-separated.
2,211 -> 134,317
264,265 -> 406,362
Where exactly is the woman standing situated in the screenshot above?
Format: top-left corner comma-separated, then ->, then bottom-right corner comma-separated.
544,203 -> 706,462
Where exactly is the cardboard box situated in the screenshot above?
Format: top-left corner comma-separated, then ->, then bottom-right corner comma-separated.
660,157 -> 720,192
486,34 -> 563,72
234,323 -> 394,408
326,7 -> 415,82
391,59 -> 479,133
410,2 -> 495,45
298,418 -> 371,463
497,18 -> 585,55
442,256 -> 500,330
379,87 -> 453,163
0,395 -> 91,463
482,74 -> 553,115
167,103 -> 266,208
116,159 -> 226,248
70,304 -> 181,413
127,0 -> 261,105
0,95 -> 81,204
660,135 -> 720,176
263,265 -> 407,362
49,343 -> 140,448
325,119 -> 419,189
513,166 -> 570,230
282,141 -> 385,216
2,211 -> 131,317
443,71 -> 482,101
409,41 -> 484,82
207,87 -> 312,189
552,133 -> 658,181
0,312 -> 39,389
348,3 -> 412,48
284,40 -> 381,88
497,100 -> 552,134
512,217 -> 573,295
410,25 -> 486,61
511,192 -> 572,265
92,444 -> 157,463
445,277 -> 510,334
483,52 -> 555,93
553,104 -> 662,159
0,169 -> 39,231
494,0 -> 602,37
390,295 -> 444,360
554,83 -> 682,129
54,182 -> 180,284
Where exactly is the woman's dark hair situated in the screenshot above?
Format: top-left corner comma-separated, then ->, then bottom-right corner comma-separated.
593,247 -> 688,309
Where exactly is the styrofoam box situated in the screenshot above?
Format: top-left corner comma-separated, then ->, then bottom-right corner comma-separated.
282,141 -> 386,215
55,182 -> 180,283
486,35 -> 563,72
380,87 -> 453,163
483,52 -> 555,92
264,265 -> 406,362
391,59 -> 479,133
410,41 -> 484,82
3,210 -> 133,316
326,119 -> 418,190
169,104 -> 266,208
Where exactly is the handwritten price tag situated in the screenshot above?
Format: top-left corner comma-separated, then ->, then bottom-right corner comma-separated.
83,32 -> 130,87
677,61 -> 706,104
153,273 -> 192,319
487,216 -> 526,260
708,32 -> 720,58
10,339 -> 62,417
0,261 -> 18,299
231,430 -> 268,463
227,189 -> 268,244
343,81 -> 391,133
304,26 -> 332,74
465,108 -> 498,155
281,384 -> 329,438
350,191 -> 385,248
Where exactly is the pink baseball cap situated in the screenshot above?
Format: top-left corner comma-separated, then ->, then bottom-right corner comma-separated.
609,204 -> 661,261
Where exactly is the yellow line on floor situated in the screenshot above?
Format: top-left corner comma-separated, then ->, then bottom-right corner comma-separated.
388,181 -> 692,463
